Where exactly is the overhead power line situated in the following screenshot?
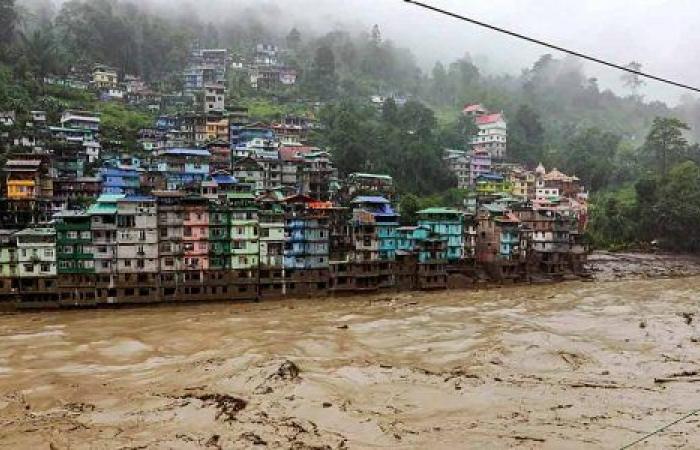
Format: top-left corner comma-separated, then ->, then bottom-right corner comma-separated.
403,0 -> 700,93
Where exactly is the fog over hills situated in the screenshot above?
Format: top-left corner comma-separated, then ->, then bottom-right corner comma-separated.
22,0 -> 700,104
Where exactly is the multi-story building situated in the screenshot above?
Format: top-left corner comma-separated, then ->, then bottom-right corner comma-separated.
153,148 -> 211,191
229,192 -> 259,271
88,194 -> 122,301
15,227 -> 57,304
271,116 -> 310,146
92,65 -> 118,89
396,225 -> 448,290
469,149 -> 491,185
208,199 -> 230,271
464,104 -> 507,159
232,157 -> 265,193
154,191 -> 184,300
475,206 -> 525,280
55,211 -> 95,305
206,114 -> 229,143
257,194 -> 285,297
60,110 -> 101,132
346,173 -> 395,201
207,140 -> 232,174
16,227 -> 56,278
283,195 -> 330,296
350,196 -> 398,261
417,208 -> 464,262
0,230 -> 18,297
300,151 -> 337,201
182,196 -> 209,272
443,149 -> 470,190
115,196 -> 159,303
183,48 -> 229,93
100,166 -> 141,195
204,84 -> 225,113
330,197 -> 394,292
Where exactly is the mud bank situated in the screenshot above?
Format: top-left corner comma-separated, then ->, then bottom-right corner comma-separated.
588,251 -> 700,281
1,276 -> 700,449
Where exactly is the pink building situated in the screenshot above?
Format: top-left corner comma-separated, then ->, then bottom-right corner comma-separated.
469,148 -> 492,185
182,197 -> 209,271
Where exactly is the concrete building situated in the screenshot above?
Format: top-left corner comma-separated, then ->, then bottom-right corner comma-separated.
417,208 -> 464,262
204,84 -> 225,113
464,104 -> 507,159
16,227 -> 56,278
115,196 -> 159,302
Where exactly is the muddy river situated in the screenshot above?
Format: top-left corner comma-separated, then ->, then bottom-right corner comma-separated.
1,275 -> 700,449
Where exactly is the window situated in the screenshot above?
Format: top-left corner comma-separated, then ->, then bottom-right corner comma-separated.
124,259 -> 131,267
101,261 -> 109,269
44,249 -> 53,257
40,263 -> 50,272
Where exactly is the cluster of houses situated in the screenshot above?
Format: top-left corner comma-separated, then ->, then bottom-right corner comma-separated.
40,43 -> 299,115
0,52 -> 589,310
0,103 -> 588,310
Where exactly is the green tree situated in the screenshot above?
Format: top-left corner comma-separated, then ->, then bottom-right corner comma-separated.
656,161 -> 700,250
0,0 -> 18,60
20,27 -> 62,87
398,193 -> 420,225
286,27 -> 301,51
509,104 -> 544,164
560,127 -> 621,191
643,117 -> 689,176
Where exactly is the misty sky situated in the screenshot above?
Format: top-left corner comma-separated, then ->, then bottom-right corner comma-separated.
226,0 -> 699,105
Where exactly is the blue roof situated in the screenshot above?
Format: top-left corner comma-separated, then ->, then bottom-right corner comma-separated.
213,175 -> 238,184
161,148 -> 211,156
351,196 -> 390,204
476,173 -> 504,181
100,167 -> 139,176
120,195 -> 155,202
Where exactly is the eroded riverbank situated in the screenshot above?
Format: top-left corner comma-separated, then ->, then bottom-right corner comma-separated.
1,274 -> 700,449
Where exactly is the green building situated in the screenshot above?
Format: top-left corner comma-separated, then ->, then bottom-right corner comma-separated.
209,200 -> 231,270
229,192 -> 259,270
417,207 -> 464,262
55,211 -> 94,274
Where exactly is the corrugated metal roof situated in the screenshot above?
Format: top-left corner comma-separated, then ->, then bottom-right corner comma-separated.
417,207 -> 461,215
160,148 -> 211,156
351,196 -> 390,204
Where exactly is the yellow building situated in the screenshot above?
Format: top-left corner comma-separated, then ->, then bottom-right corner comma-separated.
206,116 -> 229,142
7,180 -> 36,199
93,65 -> 118,89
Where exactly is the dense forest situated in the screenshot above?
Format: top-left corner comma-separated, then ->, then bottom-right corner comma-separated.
2,0 -> 700,251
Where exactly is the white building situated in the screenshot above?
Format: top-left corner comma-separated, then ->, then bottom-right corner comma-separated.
16,228 -> 56,277
204,84 -> 225,113
60,111 -> 101,131
463,104 -> 507,159
116,197 -> 159,273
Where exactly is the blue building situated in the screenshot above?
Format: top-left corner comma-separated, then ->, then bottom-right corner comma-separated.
99,167 -> 141,195
417,207 -> 464,262
153,148 -> 211,190
350,196 -> 399,260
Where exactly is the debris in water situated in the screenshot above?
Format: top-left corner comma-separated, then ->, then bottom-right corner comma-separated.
275,360 -> 300,380
179,393 -> 247,422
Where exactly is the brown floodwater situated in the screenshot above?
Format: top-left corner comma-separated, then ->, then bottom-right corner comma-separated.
1,277 -> 700,449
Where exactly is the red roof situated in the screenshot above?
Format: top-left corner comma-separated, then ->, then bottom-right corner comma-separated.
279,146 -> 316,161
463,104 -> 484,113
475,113 -> 504,125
